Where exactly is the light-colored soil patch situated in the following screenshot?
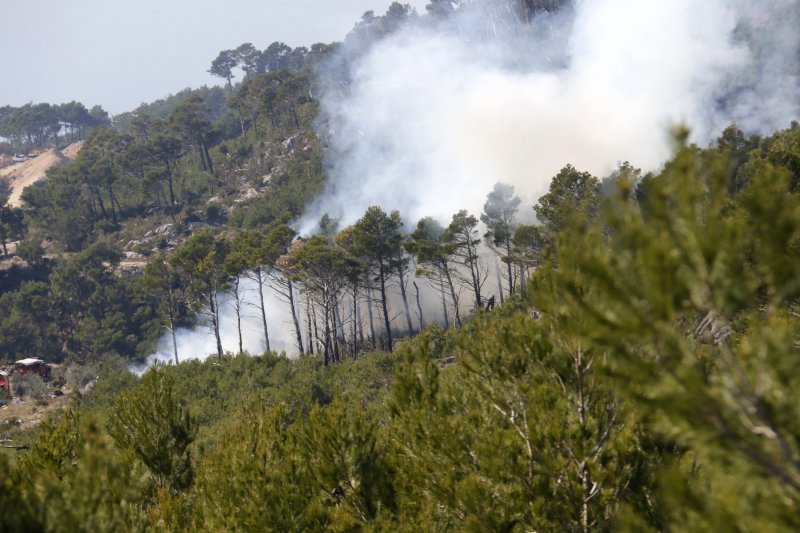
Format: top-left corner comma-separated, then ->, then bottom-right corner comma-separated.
0,393 -> 71,432
0,141 -> 84,207
118,260 -> 148,272
1,241 -> 18,255
61,140 -> 84,159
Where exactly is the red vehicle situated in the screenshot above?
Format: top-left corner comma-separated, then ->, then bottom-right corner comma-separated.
0,371 -> 9,394
14,358 -> 51,379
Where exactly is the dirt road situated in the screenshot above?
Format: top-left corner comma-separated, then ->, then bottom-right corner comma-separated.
0,141 -> 84,207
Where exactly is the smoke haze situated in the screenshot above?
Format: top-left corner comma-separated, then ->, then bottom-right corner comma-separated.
300,0 -> 799,232
133,277 -> 299,373
142,0 -> 799,369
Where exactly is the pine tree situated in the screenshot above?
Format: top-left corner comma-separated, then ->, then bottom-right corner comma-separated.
481,182 -> 522,298
170,230 -> 229,359
533,164 -> 601,240
533,137 -> 800,530
352,207 -> 405,351
107,368 -> 197,492
444,210 -> 485,309
405,216 -> 461,327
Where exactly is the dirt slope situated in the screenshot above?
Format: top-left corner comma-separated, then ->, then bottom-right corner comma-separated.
61,140 -> 85,159
0,141 -> 84,207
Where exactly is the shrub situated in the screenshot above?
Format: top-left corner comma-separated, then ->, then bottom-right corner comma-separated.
65,364 -> 99,392
13,373 -> 48,399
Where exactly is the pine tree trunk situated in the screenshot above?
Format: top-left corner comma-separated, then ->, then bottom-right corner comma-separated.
581,461 -> 591,533
168,302 -> 179,365
438,269 -> 449,327
199,137 -> 214,174
505,237 -> 515,296
197,143 -> 207,172
210,292 -> 223,358
257,270 -> 270,353
322,297 -> 331,366
444,266 -> 462,327
110,185 -> 123,221
233,277 -> 243,355
468,241 -> 482,309
306,299 -> 314,355
352,285 -> 359,359
310,298 -> 320,355
94,189 -> 109,219
204,142 -> 214,174
106,182 -> 118,222
164,157 -> 177,207
356,287 -> 364,345
379,265 -> 393,351
399,270 -> 414,335
414,281 -> 425,330
496,257 -> 505,306
287,278 -> 303,354
331,296 -> 341,363
366,285 -> 377,348
334,299 -> 345,346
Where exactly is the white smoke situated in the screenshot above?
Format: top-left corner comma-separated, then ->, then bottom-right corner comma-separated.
140,0 -> 799,370
134,268 -> 460,372
299,0 -> 800,232
131,276 -> 299,374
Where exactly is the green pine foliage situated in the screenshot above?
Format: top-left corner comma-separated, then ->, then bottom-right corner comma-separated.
3,91 -> 800,530
11,401 -> 149,532
532,134 -> 800,529
107,369 -> 197,492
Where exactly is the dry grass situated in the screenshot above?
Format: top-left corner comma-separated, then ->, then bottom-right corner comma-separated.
0,392 -> 71,432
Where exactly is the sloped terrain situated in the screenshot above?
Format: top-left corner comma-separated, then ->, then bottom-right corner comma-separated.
0,141 -> 84,206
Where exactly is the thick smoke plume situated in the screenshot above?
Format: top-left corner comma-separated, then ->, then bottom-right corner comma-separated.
133,277 -> 298,373
142,0 -> 799,369
300,0 -> 799,231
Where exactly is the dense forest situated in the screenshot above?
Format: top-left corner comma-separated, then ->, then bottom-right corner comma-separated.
0,101 -> 110,154
1,0 -> 799,530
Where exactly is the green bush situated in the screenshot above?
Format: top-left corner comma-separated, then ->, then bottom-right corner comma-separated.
13,374 -> 48,399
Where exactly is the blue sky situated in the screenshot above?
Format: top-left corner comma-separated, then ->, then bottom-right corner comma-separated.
1,0 -> 428,114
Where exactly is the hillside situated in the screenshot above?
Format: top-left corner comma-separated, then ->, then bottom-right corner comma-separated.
0,1 -> 799,531
0,141 -> 83,207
